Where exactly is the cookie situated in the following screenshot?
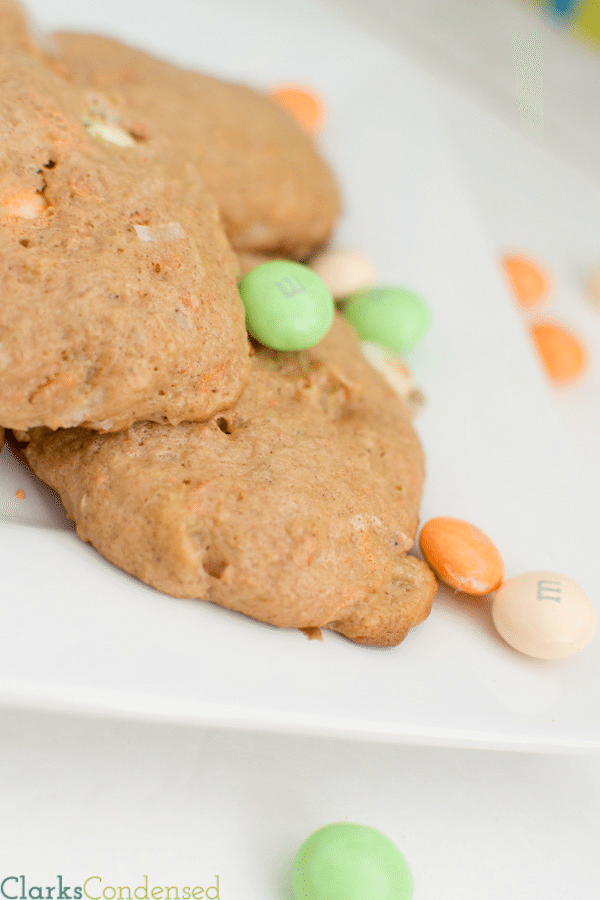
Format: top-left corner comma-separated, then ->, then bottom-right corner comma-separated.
47,31 -> 341,258
237,251 -> 277,278
24,315 -> 436,646
0,0 -> 36,53
0,51 -> 250,432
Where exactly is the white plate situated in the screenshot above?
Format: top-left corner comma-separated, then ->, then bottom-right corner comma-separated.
1,0 -> 598,751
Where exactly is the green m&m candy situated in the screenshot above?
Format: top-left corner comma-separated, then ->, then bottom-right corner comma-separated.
238,260 -> 334,351
342,286 -> 430,355
291,823 -> 413,900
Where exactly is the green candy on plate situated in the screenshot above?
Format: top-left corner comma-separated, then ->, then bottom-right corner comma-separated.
342,286 -> 429,354
291,822 -> 413,900
238,260 -> 334,351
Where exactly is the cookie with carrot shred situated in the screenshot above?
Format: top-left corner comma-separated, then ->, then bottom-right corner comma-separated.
0,50 -> 250,433
24,316 -> 435,646
47,31 -> 341,259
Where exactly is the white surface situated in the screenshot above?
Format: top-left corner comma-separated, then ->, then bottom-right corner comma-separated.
330,0 -> 600,478
429,71 -> 600,480
1,0 -> 598,753
0,706 -> 599,900
326,0 -> 600,185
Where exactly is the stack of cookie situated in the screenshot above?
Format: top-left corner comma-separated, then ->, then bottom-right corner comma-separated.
0,0 -> 436,645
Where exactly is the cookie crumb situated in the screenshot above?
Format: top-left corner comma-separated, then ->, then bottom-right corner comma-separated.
301,626 -> 323,641
15,489 -> 25,500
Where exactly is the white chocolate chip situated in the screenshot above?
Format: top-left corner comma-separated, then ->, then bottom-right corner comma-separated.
360,341 -> 425,413
133,222 -> 186,242
2,191 -> 47,219
83,119 -> 136,148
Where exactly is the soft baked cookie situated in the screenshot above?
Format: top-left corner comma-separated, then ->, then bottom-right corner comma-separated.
0,0 -> 36,53
0,51 -> 250,432
24,316 -> 436,646
236,251 -> 278,279
47,31 -> 341,258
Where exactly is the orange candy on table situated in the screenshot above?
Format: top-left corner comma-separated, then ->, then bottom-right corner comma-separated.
502,254 -> 549,308
501,251 -> 588,384
268,85 -> 324,134
530,321 -> 587,383
419,517 -> 504,596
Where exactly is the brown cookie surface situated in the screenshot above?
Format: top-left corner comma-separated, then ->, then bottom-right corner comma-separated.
47,31 -> 341,258
0,51 -> 250,432
0,0 -> 36,53
24,316 -> 436,646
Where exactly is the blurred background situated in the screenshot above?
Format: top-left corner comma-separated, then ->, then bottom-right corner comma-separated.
326,0 -> 600,181
327,0 -> 600,475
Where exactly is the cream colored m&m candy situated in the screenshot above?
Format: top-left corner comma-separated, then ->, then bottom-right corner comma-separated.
492,571 -> 596,660
309,248 -> 376,300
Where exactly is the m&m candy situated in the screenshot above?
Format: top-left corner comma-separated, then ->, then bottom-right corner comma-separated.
238,260 -> 334,351
492,571 -> 596,659
269,85 -> 324,134
291,823 -> 413,900
419,517 -> 504,596
309,248 -> 376,299
529,321 -> 587,383
341,287 -> 429,355
502,254 -> 549,308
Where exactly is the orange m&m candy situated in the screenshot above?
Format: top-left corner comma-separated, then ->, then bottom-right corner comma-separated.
502,254 -> 549,308
419,517 -> 504,596
530,321 -> 586,383
269,85 -> 324,134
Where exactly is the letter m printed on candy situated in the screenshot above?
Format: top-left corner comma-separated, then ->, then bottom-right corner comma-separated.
536,579 -> 562,602
274,276 -> 307,298
238,260 -> 334,350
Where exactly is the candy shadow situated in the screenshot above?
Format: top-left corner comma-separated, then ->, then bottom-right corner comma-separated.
433,585 -> 507,648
